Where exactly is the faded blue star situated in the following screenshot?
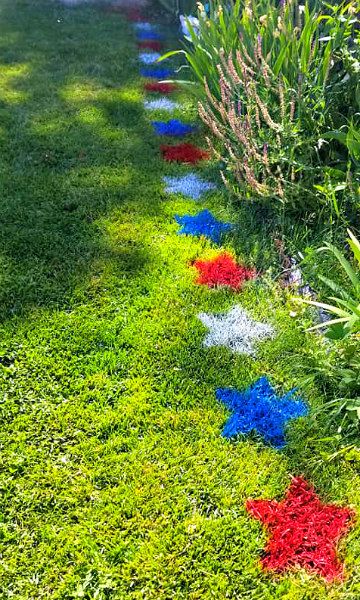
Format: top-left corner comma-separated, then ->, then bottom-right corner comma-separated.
163,173 -> 217,200
139,52 -> 161,65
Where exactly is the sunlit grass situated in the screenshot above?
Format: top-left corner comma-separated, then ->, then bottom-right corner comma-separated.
117,86 -> 143,103
76,104 -> 108,125
61,80 -> 104,103
61,81 -> 142,105
0,62 -> 31,103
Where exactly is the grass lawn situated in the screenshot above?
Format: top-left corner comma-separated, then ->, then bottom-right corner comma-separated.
0,1 -> 359,598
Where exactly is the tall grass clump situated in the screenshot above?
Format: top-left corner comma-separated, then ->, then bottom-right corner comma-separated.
170,0 -> 359,220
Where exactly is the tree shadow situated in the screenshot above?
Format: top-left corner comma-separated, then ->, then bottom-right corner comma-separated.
0,0 -> 166,320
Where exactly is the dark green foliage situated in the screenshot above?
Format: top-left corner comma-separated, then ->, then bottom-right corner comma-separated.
157,0 -> 196,15
177,0 -> 360,219
295,230 -> 360,440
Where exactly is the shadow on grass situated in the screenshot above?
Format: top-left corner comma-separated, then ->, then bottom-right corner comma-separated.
0,0 -> 167,321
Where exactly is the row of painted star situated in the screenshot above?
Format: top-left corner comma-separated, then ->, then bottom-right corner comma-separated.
132,17 -> 311,449
112,0 -> 354,584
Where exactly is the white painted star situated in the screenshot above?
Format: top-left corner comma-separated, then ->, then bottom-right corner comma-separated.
143,99 -> 180,112
198,305 -> 275,356
139,52 -> 161,64
134,22 -> 154,31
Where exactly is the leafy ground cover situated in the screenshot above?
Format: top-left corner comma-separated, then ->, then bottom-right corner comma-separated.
0,1 -> 359,598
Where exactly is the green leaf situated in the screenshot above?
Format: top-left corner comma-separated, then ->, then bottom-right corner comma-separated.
273,43 -> 290,77
325,322 -> 348,340
320,41 -> 332,87
307,317 -> 351,332
319,243 -> 360,292
296,298 -> 350,317
158,50 -> 184,62
317,274 -> 352,301
347,229 -> 360,267
328,297 -> 360,318
322,130 -> 347,145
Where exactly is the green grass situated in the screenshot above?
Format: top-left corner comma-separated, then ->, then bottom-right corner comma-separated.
0,1 -> 359,598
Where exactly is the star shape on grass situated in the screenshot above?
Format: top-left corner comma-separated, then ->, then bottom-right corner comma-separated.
144,81 -> 176,93
161,143 -> 209,164
106,5 -> 143,20
140,67 -> 173,79
134,22 -> 155,31
163,173 -> 216,200
246,476 -> 355,581
216,377 -> 308,447
152,119 -> 197,137
197,305 -> 275,355
193,252 -> 256,290
143,99 -> 180,112
139,41 -> 163,52
139,52 -> 161,64
137,30 -> 163,41
125,9 -> 143,22
175,209 -> 232,245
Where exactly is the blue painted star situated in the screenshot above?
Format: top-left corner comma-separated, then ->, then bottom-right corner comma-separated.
175,209 -> 232,244
140,67 -> 173,79
137,31 -> 163,41
151,119 -> 197,136
216,377 -> 308,448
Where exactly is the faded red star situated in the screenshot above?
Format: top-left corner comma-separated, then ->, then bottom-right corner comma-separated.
139,41 -> 163,53
246,477 -> 354,581
144,81 -> 177,93
161,143 -> 210,164
193,252 -> 256,290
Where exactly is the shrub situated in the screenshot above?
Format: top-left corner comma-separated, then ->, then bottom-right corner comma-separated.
173,0 -> 359,217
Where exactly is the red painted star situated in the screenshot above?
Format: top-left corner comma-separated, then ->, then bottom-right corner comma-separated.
161,143 -> 210,164
139,41 -> 163,52
144,81 -> 177,93
246,477 -> 354,581
193,252 -> 256,290
124,8 -> 145,22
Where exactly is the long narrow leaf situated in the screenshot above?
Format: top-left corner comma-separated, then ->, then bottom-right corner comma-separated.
319,243 -> 360,291
318,274 -> 352,301
307,317 -> 350,331
327,297 -> 360,317
158,50 -> 185,62
295,298 -> 351,317
347,229 -> 360,267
